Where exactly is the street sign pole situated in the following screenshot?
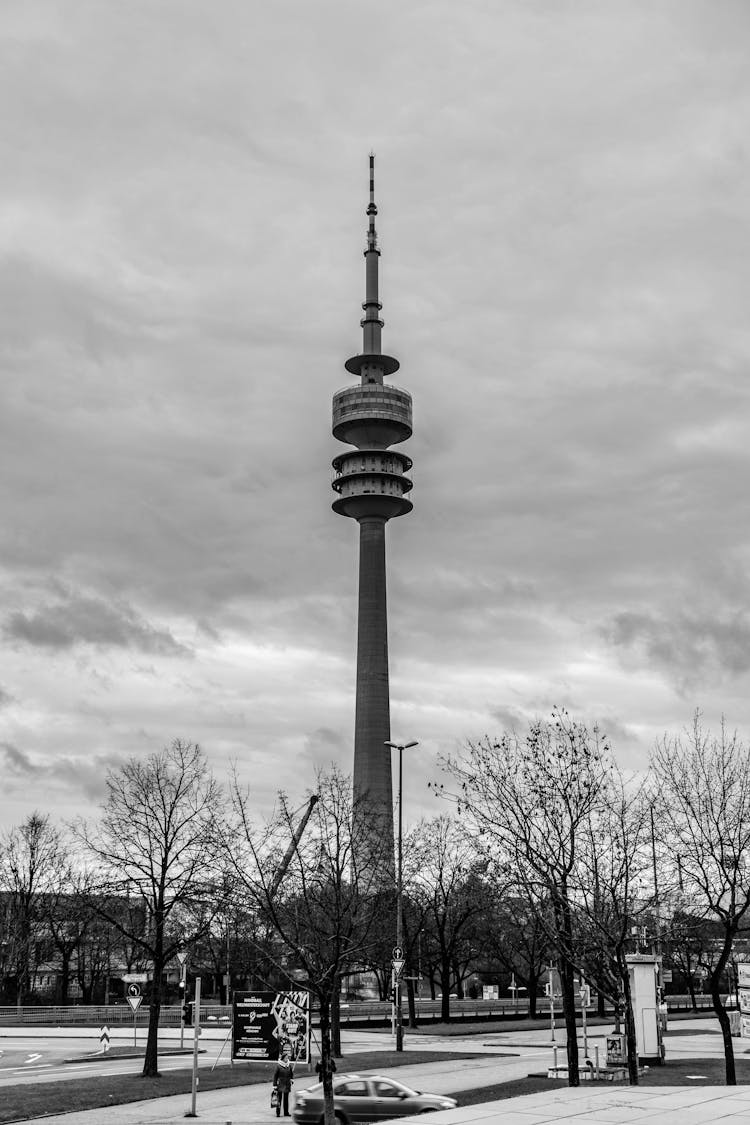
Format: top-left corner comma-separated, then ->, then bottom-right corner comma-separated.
548,965 -> 556,1044
126,984 -> 143,1049
187,976 -> 201,1118
177,947 -> 188,1050
179,962 -> 187,1049
580,981 -> 590,1058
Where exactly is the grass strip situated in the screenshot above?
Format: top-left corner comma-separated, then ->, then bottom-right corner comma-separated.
449,1054 -> 750,1106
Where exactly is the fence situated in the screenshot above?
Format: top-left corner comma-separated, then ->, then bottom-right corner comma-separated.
0,1005 -> 231,1027
0,994 -> 722,1028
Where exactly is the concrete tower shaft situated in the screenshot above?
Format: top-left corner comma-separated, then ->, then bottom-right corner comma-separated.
332,157 -> 414,852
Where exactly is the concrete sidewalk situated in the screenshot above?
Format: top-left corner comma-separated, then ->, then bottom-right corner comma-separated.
25,1082 -> 750,1125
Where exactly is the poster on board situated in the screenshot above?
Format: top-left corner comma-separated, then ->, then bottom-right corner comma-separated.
232,990 -> 310,1062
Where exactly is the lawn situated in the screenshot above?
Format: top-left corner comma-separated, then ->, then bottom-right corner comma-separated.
451,1054 -> 750,1108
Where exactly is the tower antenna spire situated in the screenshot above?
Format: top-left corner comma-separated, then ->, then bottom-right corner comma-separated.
367,152 -> 377,252
344,154 -> 400,381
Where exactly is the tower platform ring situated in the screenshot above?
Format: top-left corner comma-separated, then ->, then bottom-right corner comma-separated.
345,352 -> 400,377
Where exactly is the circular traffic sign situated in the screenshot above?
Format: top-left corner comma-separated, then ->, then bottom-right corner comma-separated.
392,946 -> 403,960
127,983 -> 141,998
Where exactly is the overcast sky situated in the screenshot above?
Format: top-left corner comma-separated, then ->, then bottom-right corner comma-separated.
1,0 -> 749,833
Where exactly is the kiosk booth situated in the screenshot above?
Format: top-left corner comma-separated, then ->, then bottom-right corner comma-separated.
627,954 -> 665,1065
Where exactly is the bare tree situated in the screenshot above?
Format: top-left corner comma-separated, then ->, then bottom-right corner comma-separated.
1,813 -> 65,1006
652,713 -> 750,1085
573,771 -> 655,1084
75,740 -> 226,1078
412,816 -> 486,1022
45,866 -> 95,1004
666,910 -> 719,1010
226,767 -> 392,1125
481,887 -> 551,1018
441,709 -> 612,1087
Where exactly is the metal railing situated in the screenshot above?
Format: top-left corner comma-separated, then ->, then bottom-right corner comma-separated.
0,1005 -> 232,1027
0,993 -> 724,1028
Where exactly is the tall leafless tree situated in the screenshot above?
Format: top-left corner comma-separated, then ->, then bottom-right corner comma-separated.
412,816 -> 487,1022
226,767 -> 392,1125
652,712 -> 750,1085
573,771 -> 654,1084
75,740 -> 226,1078
1,813 -> 65,1006
441,709 -> 612,1087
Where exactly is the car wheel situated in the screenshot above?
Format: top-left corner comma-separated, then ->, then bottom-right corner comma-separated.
335,1113 -> 348,1124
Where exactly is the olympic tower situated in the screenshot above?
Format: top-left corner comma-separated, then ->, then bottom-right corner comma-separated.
331,156 -> 413,858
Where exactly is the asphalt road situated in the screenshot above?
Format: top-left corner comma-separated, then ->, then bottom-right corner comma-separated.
0,1029 -> 234,1086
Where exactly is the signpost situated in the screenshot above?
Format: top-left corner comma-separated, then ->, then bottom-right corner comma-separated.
177,949 -> 188,1049
546,965 -> 557,1043
579,980 -> 591,1058
509,974 -> 518,1014
186,976 -> 201,1118
126,984 -> 142,1048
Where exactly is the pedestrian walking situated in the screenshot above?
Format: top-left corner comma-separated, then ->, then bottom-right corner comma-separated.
315,1056 -> 336,1081
273,1055 -> 295,1117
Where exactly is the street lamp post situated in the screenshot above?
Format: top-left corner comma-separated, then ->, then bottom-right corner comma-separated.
384,739 -> 419,1053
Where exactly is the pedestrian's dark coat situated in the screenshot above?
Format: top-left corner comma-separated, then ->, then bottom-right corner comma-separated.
273,1059 -> 294,1091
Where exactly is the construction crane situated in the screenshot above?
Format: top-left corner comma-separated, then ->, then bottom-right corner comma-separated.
267,793 -> 319,900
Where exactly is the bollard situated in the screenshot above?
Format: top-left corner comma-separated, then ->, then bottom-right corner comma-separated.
595,1044 -> 600,1079
553,1045 -> 558,1071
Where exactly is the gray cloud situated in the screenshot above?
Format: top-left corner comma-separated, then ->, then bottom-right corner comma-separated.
0,1 -> 749,828
0,740 -> 35,776
603,609 -> 750,692
0,740 -> 124,805
5,592 -> 188,656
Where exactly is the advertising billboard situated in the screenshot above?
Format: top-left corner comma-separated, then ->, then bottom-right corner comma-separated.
232,990 -> 310,1062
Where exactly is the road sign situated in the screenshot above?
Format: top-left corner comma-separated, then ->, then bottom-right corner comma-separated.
122,972 -> 149,983
100,1026 -> 110,1053
392,946 -> 403,960
127,983 -> 141,998
177,949 -> 188,966
392,958 -> 405,979
127,994 -> 143,1013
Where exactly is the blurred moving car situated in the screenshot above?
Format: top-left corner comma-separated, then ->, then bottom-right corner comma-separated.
292,1074 -> 458,1123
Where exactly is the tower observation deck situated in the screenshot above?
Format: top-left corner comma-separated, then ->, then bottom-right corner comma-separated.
332,156 -> 413,863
